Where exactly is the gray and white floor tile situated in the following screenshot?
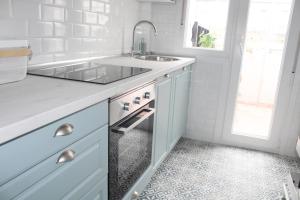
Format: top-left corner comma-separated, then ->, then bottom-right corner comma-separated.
139,138 -> 300,200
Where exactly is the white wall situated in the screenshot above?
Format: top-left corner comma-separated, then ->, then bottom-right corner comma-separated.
0,0 -> 150,65
150,0 -> 234,144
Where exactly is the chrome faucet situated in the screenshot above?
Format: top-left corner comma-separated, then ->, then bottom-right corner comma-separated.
131,20 -> 158,56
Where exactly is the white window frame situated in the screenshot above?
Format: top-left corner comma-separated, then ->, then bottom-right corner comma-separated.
182,0 -> 238,57
221,0 -> 297,153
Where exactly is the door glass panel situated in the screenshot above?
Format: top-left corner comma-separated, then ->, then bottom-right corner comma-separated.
232,0 -> 293,139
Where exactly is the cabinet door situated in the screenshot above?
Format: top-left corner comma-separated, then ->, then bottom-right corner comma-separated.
154,77 -> 172,167
170,67 -> 191,148
79,175 -> 107,200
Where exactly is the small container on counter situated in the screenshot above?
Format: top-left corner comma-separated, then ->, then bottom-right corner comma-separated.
0,40 -> 32,85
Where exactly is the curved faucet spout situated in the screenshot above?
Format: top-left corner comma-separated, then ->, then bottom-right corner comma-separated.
131,20 -> 158,56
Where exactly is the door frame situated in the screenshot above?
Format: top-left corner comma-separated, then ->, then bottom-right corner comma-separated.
277,0 -> 300,156
221,0 -> 298,153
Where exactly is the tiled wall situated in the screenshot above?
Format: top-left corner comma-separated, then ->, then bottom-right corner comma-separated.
0,0 -> 149,65
150,0 -> 227,145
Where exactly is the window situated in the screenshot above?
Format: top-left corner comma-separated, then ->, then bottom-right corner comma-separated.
184,0 -> 230,50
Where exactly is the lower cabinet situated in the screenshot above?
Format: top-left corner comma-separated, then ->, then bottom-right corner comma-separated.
79,175 -> 108,200
0,101 -> 108,200
154,65 -> 191,167
0,66 -> 192,200
170,66 -> 191,148
1,127 -> 108,200
154,76 -> 172,167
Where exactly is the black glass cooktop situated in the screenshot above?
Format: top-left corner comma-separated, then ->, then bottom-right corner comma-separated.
28,62 -> 152,85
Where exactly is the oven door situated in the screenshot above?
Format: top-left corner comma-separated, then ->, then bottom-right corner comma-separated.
109,103 -> 155,200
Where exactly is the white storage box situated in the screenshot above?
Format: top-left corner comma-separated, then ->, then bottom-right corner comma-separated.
0,40 -> 31,85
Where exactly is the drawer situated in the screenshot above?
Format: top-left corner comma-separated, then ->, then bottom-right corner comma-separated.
0,100 -> 108,186
80,176 -> 108,200
0,125 -> 108,200
62,171 -> 107,200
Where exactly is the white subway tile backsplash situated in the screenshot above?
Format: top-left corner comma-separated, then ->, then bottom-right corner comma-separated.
30,54 -> 54,64
28,38 -> 42,54
0,0 -> 150,64
105,5 -> 110,14
66,10 -> 82,23
73,24 -> 90,37
83,11 -> 98,24
13,0 -> 41,20
42,5 -> 65,22
66,38 -> 82,51
42,38 -> 64,52
82,38 -> 97,50
0,19 -> 27,38
43,0 -> 54,4
98,14 -> 109,25
54,53 -> 68,61
91,1 -> 105,13
54,22 -> 71,36
0,0 -> 12,18
90,25 -> 104,37
73,0 -> 90,11
54,0 -> 72,7
29,21 -> 53,37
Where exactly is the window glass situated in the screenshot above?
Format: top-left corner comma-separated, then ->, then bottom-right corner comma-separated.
184,0 -> 230,50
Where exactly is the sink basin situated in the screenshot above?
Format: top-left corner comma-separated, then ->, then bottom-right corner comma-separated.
135,55 -> 179,62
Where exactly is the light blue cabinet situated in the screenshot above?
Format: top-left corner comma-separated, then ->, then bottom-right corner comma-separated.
79,175 -> 108,200
154,65 -> 191,167
0,65 -> 192,200
0,101 -> 108,187
169,67 -> 191,148
0,101 -> 108,200
153,76 -> 172,167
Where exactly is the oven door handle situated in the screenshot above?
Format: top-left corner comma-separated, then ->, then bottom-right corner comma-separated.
112,108 -> 155,134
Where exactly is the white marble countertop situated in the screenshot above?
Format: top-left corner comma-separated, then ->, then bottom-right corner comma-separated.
0,56 -> 195,145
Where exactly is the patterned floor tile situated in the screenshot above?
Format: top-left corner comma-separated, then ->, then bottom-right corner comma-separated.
139,138 -> 300,200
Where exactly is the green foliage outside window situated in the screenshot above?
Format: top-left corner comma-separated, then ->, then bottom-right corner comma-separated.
198,34 -> 216,48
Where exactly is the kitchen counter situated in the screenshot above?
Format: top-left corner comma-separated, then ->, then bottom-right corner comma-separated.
0,56 -> 195,145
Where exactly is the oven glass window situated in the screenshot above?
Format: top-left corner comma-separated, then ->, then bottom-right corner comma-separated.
109,107 -> 154,200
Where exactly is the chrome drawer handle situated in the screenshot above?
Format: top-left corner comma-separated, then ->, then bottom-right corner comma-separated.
54,123 -> 74,137
57,150 -> 75,164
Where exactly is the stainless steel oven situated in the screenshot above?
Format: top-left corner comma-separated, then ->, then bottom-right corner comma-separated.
108,82 -> 155,200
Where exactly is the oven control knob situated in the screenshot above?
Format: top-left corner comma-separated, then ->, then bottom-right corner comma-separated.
134,97 -> 141,104
123,102 -> 130,111
144,92 -> 151,99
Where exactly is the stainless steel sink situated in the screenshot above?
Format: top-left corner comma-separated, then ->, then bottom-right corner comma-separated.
135,55 -> 179,62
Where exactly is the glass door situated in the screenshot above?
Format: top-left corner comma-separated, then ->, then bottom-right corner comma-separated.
233,0 -> 293,138
223,0 -> 295,149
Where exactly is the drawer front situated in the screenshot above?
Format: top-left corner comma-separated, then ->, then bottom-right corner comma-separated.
0,126 -> 108,200
79,175 -> 107,200
62,171 -> 106,200
0,100 -> 108,186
